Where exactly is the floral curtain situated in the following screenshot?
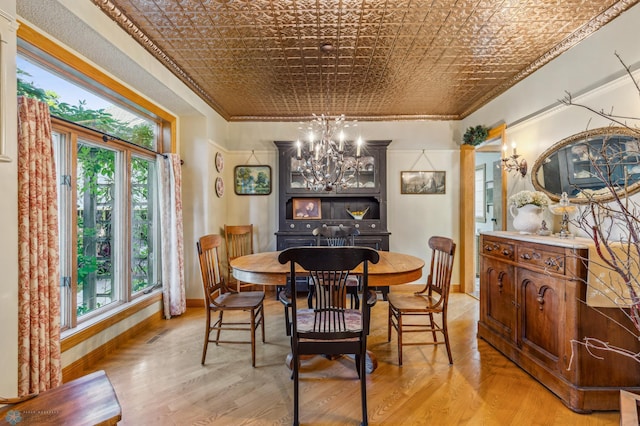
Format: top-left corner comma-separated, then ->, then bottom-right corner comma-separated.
157,154 -> 186,318
17,96 -> 62,395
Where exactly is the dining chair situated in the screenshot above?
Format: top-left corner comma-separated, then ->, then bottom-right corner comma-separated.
197,234 -> 265,367
279,225 -> 361,337
387,236 -> 456,366
224,224 -> 254,292
312,225 -> 361,308
278,246 -> 379,426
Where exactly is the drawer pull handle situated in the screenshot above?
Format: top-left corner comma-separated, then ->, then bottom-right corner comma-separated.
544,257 -> 562,270
520,252 -> 541,261
502,249 -> 512,256
484,243 -> 500,252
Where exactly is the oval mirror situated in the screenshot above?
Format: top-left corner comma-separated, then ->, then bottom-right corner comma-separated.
532,126 -> 640,204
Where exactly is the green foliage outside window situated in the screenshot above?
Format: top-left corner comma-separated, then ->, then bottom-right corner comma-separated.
18,69 -> 155,148
19,68 -> 157,317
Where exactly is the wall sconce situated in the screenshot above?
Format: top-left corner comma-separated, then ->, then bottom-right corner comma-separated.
502,141 -> 528,177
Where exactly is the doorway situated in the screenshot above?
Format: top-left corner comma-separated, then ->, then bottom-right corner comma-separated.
460,124 -> 507,297
472,148 -> 502,298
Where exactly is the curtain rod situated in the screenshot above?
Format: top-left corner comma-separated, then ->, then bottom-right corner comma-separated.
51,114 -> 182,164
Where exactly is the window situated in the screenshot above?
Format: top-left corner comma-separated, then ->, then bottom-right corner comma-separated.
18,35 -> 171,331
131,156 -> 159,295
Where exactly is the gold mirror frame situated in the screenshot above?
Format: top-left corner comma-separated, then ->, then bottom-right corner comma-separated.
532,126 -> 640,204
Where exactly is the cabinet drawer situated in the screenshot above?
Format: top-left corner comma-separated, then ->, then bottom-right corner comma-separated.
481,238 -> 514,260
285,221 -> 316,231
517,244 -> 565,275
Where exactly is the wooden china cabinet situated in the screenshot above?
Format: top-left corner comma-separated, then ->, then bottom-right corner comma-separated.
274,140 -> 391,295
478,231 -> 640,413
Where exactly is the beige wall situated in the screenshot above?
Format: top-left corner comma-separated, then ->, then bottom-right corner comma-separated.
0,2 -> 19,398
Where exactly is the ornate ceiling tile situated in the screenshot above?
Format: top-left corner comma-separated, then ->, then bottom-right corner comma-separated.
92,0 -> 638,121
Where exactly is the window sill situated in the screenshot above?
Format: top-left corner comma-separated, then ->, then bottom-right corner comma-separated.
61,291 -> 162,352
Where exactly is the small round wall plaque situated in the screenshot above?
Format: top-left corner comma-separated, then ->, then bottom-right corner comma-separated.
215,152 -> 224,172
215,177 -> 224,197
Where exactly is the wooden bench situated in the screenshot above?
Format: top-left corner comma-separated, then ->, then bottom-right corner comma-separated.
0,370 -> 121,425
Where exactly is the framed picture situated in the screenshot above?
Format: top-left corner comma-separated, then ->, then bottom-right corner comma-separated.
234,165 -> 272,195
293,198 -> 321,219
400,171 -> 446,194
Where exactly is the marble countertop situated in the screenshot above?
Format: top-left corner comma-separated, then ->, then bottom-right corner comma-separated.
480,231 -> 592,249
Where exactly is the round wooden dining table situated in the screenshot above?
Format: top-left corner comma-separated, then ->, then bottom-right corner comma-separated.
230,249 -> 425,373
230,250 -> 425,287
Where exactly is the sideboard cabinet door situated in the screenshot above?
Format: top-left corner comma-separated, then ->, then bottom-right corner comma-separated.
517,268 -> 566,373
480,256 -> 516,343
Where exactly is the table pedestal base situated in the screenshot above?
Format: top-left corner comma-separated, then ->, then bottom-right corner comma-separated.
285,350 -> 378,374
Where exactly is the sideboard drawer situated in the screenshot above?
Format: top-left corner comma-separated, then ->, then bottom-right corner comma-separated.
517,244 -> 566,275
481,238 -> 514,260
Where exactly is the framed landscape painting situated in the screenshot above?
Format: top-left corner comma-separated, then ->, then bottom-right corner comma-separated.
401,171 -> 446,194
234,165 -> 272,195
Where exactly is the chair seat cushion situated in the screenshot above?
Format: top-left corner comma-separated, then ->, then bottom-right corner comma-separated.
212,291 -> 264,309
315,274 -> 359,287
387,292 -> 441,312
346,276 -> 359,287
296,308 -> 362,333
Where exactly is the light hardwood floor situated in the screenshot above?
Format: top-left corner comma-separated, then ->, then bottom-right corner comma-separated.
88,289 -> 619,425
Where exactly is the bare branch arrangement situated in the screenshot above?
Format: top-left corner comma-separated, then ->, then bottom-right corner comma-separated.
560,54 -> 640,364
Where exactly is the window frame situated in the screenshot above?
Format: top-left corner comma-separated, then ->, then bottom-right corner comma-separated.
18,22 -> 177,335
53,119 -> 161,330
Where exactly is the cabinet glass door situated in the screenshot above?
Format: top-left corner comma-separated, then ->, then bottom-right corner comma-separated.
289,157 -> 308,191
288,154 -> 378,192
339,155 -> 377,192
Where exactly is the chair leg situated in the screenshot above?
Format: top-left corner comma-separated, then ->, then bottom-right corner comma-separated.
293,351 -> 300,426
387,306 -> 392,342
307,284 -> 314,308
283,303 -> 291,336
397,313 -> 403,366
442,314 -> 453,365
201,309 -> 211,365
215,311 -> 223,344
428,312 -> 437,342
360,344 -> 368,426
349,287 -> 360,309
251,310 -> 256,368
260,305 -> 266,343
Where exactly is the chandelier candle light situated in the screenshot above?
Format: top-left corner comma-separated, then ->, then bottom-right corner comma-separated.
296,113 -> 362,191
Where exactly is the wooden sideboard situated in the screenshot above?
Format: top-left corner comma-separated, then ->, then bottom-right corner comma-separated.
478,231 -> 640,413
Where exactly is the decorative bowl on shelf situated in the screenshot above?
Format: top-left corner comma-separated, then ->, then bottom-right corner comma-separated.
346,207 -> 369,220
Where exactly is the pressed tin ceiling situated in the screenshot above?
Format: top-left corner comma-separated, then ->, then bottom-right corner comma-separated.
91,0 -> 638,121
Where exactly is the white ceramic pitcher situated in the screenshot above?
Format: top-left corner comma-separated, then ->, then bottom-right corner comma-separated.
509,204 -> 543,234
